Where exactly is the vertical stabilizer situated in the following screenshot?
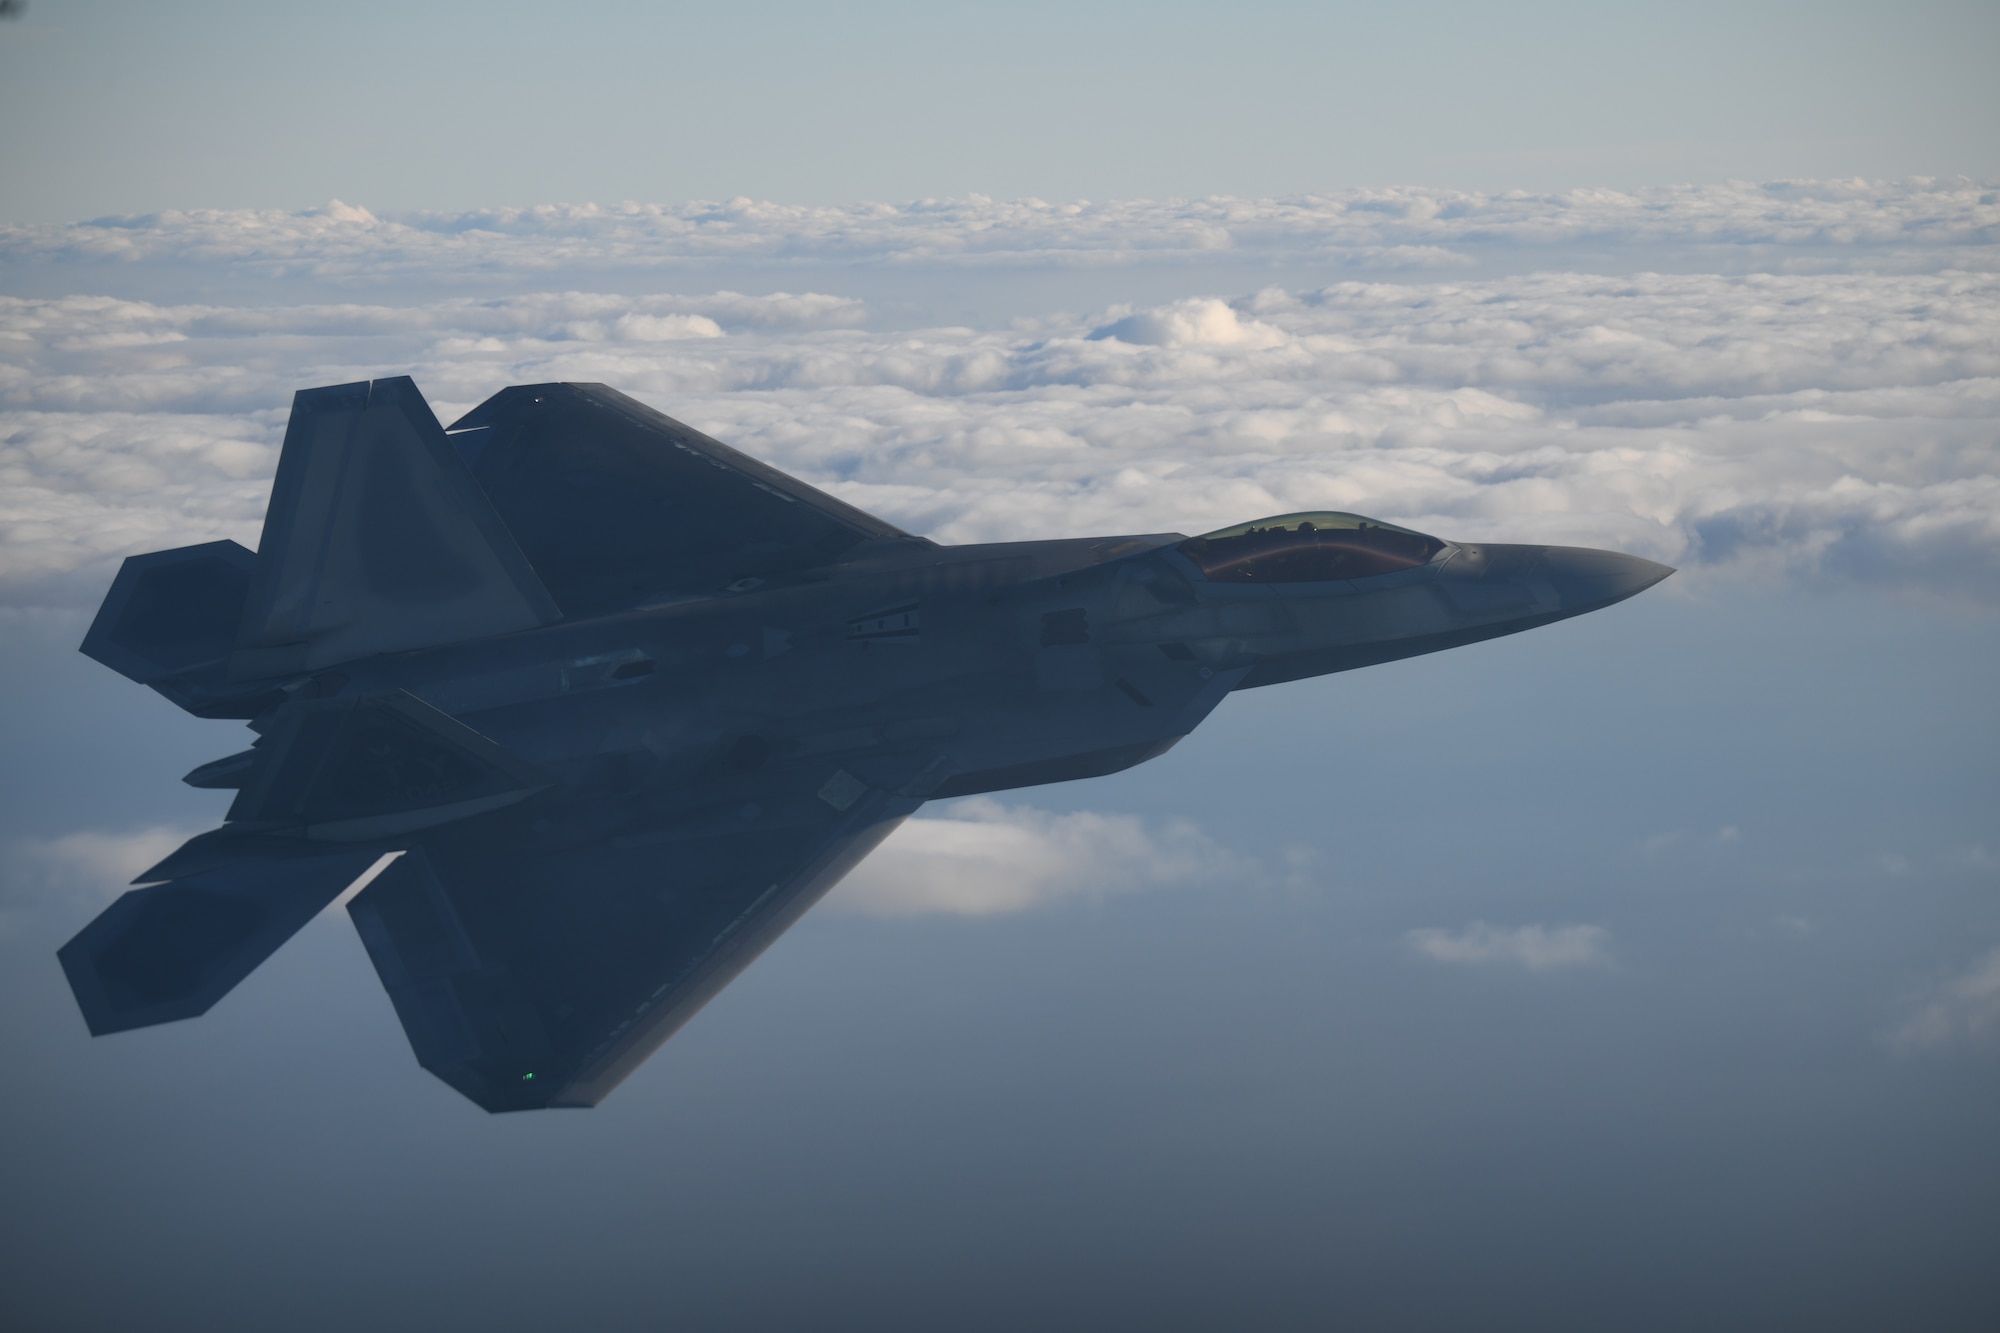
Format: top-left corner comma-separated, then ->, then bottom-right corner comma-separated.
231,377 -> 559,680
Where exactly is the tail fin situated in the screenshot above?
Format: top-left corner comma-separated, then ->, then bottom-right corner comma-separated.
229,376 -> 560,681
79,539 -> 266,717
81,378 -> 561,705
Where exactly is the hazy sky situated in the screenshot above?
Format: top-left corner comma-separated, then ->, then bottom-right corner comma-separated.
2,3 -> 1997,1331
1,0 -> 1997,221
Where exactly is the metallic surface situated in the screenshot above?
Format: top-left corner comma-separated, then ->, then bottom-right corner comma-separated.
61,378 -> 1672,1111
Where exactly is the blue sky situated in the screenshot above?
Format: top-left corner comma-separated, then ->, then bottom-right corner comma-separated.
2,1 -> 1997,220
1,3 -> 1997,1330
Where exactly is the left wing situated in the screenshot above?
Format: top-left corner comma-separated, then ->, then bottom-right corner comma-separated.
446,383 -> 932,617
347,770 -> 920,1112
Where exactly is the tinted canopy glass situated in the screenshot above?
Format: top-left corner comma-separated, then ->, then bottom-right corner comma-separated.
1178,512 -> 1446,583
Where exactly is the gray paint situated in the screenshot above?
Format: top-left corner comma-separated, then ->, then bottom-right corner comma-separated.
61,377 -> 1670,1112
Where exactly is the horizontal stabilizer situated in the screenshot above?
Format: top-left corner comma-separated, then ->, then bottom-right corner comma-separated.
232,377 -> 560,680
80,540 -> 266,717
227,690 -> 555,840
59,846 -> 383,1035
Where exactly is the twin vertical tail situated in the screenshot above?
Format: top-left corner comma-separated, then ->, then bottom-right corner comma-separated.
63,377 -> 561,1038
81,376 -> 560,713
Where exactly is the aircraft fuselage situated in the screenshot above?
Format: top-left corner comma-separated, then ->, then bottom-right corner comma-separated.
306,532 -> 1670,834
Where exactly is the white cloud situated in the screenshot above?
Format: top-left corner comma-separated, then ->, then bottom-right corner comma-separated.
609,313 -> 724,342
827,797 -> 1248,916
320,200 -> 378,226
1090,298 -> 1288,349
1888,947 -> 2000,1053
1406,922 -> 1613,971
7,180 -> 1995,276
1,182 -> 1996,610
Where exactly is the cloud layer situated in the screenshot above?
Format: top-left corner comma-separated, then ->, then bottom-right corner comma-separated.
5,180 -> 1995,278
4,247 -> 1996,608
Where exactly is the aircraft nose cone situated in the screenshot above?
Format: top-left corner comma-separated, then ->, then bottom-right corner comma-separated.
1537,545 -> 1675,612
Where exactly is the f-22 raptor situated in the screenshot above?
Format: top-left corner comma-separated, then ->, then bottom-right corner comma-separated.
61,378 -> 1671,1111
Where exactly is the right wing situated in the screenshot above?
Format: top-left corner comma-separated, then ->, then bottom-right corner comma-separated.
347,767 -> 921,1112
446,382 -> 931,617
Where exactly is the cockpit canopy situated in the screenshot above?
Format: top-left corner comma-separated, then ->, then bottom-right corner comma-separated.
1177,511 -> 1447,583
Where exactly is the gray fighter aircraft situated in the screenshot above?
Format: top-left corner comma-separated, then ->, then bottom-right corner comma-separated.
60,377 -> 1671,1111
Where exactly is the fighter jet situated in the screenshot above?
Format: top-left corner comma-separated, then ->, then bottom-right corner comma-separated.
60,377 -> 1671,1111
